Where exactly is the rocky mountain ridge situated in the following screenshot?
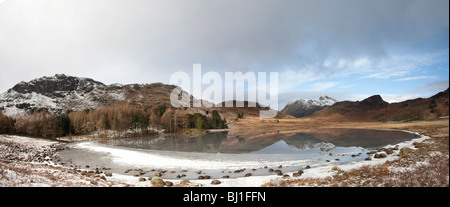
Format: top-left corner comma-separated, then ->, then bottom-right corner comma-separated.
312,88 -> 449,122
281,96 -> 338,118
0,74 -> 127,117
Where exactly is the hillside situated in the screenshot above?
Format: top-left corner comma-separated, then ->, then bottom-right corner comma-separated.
0,74 -> 291,137
312,88 -> 449,122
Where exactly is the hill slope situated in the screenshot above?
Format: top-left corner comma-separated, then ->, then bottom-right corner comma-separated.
312,88 -> 449,122
0,74 -> 289,120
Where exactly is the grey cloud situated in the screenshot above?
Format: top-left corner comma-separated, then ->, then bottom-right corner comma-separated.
0,0 -> 448,93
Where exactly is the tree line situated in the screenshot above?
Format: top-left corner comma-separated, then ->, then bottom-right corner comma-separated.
0,104 -> 227,138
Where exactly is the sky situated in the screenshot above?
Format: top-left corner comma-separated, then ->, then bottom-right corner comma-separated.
0,0 -> 448,109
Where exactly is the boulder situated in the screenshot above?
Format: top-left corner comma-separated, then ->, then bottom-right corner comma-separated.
385,147 -> 394,154
374,153 -> 387,159
164,181 -> 173,187
151,176 -> 165,186
399,147 -> 413,158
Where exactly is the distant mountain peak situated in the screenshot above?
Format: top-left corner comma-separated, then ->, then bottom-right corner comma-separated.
282,96 -> 337,118
361,95 -> 388,107
312,88 -> 449,121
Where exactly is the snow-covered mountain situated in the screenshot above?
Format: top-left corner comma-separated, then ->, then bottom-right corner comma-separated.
281,96 -> 338,118
0,74 -> 126,117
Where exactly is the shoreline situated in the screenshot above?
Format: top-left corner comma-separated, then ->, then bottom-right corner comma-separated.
0,119 -> 448,187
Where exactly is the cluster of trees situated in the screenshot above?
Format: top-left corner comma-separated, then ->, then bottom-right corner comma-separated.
0,104 -> 227,138
0,112 -> 15,134
14,111 -> 66,138
69,104 -> 150,134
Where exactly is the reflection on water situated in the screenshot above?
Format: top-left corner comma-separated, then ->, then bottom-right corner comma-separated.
98,129 -> 420,154
60,128 -> 421,180
98,132 -> 229,153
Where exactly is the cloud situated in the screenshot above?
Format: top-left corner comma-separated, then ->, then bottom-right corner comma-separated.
395,76 -> 438,81
0,0 -> 448,100
310,82 -> 340,91
413,80 -> 450,92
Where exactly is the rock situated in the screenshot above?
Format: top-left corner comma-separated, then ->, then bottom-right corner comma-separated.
151,176 -> 165,186
204,175 -> 211,179
154,172 -> 162,177
222,175 -> 230,179
413,142 -> 424,148
293,173 -> 301,177
198,176 -> 205,180
276,171 -> 283,176
278,165 -> 283,168
393,145 -> 399,150
282,174 -> 290,179
269,169 -> 274,173
399,147 -> 412,158
211,180 -> 221,185
244,173 -> 252,177
365,157 -> 372,161
164,181 -> 173,187
297,170 -> 304,175
305,165 -> 311,169
367,151 -> 377,155
385,147 -> 394,154
105,172 -> 113,177
138,177 -> 146,182
374,153 -> 387,159
135,171 -> 144,176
